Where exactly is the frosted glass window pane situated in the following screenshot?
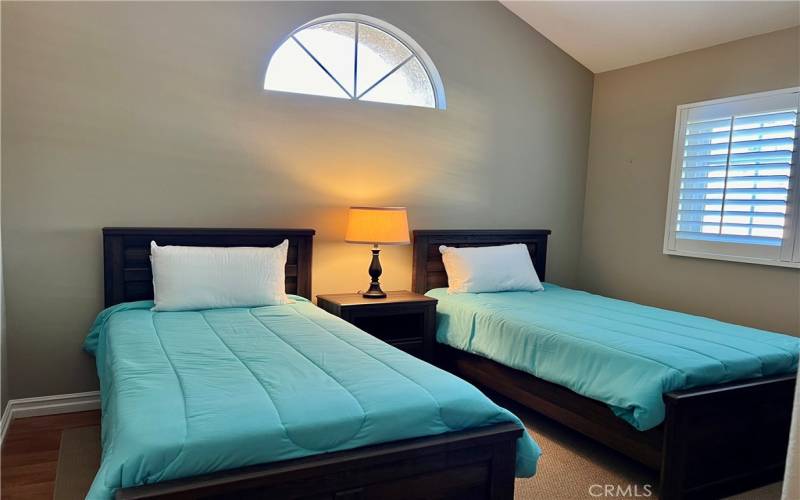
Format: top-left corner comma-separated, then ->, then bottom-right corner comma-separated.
360,57 -> 435,108
293,21 -> 355,96
264,15 -> 444,109
356,23 -> 412,96
264,38 -> 348,99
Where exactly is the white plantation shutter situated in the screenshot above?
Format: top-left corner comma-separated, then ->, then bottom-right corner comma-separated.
678,109 -> 796,246
664,88 -> 800,268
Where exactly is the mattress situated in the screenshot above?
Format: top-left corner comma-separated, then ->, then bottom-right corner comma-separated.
83,297 -> 540,499
427,284 -> 799,431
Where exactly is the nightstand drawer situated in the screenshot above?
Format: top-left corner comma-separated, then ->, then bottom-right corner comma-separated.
349,312 -> 424,343
316,291 -> 437,363
389,339 -> 424,358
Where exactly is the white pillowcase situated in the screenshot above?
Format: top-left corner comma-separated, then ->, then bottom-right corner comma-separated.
150,240 -> 291,311
439,243 -> 543,294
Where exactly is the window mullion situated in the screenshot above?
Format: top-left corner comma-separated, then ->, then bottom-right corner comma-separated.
356,54 -> 414,100
353,22 -> 359,100
291,35 -> 353,99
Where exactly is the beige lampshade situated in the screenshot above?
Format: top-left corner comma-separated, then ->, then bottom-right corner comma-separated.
345,207 -> 410,245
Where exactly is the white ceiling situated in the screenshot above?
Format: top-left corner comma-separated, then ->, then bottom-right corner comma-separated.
501,1 -> 800,73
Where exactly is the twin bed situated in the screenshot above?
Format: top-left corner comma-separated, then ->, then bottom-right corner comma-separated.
86,227 -> 798,500
91,228 -> 538,500
413,229 -> 798,500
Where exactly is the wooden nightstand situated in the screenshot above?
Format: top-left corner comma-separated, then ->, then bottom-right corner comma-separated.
317,291 -> 438,363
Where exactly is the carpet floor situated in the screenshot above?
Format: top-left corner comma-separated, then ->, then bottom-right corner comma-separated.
53,426 -> 101,500
53,404 -> 781,500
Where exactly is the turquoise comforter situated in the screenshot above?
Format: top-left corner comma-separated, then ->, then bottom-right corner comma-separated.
83,297 -> 539,499
427,284 -> 799,431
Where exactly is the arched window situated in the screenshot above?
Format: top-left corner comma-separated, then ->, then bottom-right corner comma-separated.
264,14 -> 446,109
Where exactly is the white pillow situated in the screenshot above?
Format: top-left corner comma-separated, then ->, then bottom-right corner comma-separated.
439,243 -> 543,294
150,240 -> 291,311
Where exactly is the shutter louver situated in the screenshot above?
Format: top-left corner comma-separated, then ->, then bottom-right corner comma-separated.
676,108 -> 798,247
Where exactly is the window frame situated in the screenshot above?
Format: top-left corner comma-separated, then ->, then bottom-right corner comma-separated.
264,13 -> 446,110
663,87 -> 800,269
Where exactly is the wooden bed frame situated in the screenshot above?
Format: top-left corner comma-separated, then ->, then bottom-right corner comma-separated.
412,229 -> 797,500
102,227 -> 522,500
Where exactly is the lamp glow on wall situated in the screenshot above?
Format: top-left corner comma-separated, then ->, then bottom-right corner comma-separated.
345,207 -> 410,298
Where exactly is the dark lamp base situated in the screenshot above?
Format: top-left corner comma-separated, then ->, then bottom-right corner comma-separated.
362,285 -> 387,299
363,245 -> 387,299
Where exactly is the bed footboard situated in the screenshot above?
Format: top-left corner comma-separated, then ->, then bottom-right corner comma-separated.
436,344 -> 796,500
660,374 -> 796,500
116,423 -> 521,500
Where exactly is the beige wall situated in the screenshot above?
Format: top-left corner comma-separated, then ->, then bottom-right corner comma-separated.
1,1 -> 593,399
580,27 -> 800,336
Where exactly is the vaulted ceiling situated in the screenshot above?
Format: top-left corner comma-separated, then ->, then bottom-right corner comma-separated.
501,1 -> 800,73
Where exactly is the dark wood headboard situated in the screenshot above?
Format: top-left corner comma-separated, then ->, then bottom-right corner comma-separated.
103,227 -> 315,307
411,229 -> 551,294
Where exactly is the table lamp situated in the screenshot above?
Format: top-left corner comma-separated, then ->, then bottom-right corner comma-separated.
345,206 -> 410,298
